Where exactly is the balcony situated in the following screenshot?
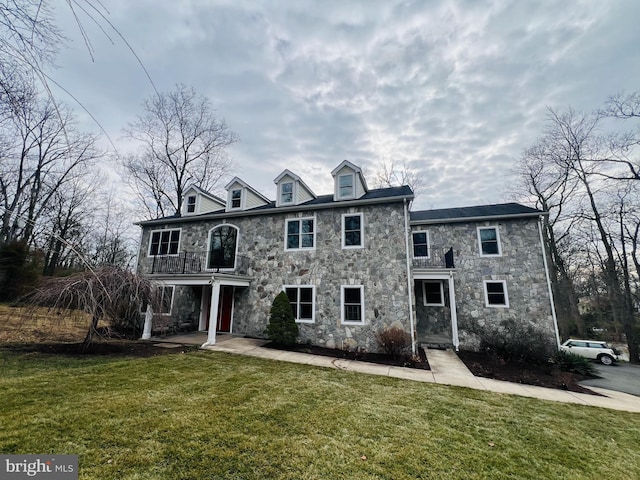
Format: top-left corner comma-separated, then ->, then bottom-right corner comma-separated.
150,252 -> 249,275
412,247 -> 455,269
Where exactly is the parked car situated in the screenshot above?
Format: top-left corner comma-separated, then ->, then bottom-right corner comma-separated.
560,339 -> 619,365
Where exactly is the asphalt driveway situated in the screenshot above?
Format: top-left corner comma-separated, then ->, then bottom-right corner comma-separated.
580,363 -> 640,397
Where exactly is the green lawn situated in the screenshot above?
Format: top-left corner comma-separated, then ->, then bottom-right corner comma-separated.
1,346 -> 639,480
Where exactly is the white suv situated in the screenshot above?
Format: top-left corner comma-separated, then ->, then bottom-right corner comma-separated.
559,339 -> 619,365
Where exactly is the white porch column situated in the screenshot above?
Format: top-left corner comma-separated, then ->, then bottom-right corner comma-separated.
203,279 -> 221,347
141,305 -> 153,340
447,272 -> 460,351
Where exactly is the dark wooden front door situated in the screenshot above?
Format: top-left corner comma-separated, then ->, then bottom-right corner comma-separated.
217,286 -> 234,333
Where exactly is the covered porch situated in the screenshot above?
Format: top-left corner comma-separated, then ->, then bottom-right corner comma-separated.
141,273 -> 251,347
413,270 -> 459,350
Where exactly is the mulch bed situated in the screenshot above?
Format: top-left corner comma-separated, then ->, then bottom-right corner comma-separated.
264,342 -> 431,370
0,340 -> 199,358
457,350 -> 601,396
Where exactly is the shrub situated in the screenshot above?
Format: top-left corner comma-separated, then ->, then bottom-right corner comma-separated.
470,318 -> 554,365
375,326 -> 411,358
265,291 -> 298,346
550,350 -> 599,377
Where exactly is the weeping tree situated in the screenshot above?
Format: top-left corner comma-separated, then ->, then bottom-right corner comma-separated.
22,266 -> 158,349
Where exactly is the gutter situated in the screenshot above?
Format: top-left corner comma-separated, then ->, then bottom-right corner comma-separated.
403,198 -> 417,355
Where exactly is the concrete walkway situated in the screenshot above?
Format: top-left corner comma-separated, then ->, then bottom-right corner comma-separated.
155,334 -> 640,413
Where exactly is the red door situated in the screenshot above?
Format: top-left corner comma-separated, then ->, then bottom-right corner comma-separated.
217,286 -> 234,333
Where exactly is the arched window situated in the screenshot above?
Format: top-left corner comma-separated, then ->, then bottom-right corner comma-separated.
208,225 -> 238,269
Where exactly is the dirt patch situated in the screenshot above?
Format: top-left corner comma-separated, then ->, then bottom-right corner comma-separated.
264,342 -> 430,370
457,350 -> 600,396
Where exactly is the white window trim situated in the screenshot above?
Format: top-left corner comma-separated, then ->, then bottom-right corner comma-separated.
278,181 -> 296,207
283,285 -> 316,323
337,172 -> 355,199
185,195 -> 198,214
483,280 -> 509,308
229,188 -> 244,210
284,216 -> 316,251
477,226 -> 502,257
148,228 -> 182,257
412,230 -> 430,258
158,285 -> 174,315
206,224 -> 240,271
341,285 -> 365,325
423,280 -> 444,306
341,212 -> 364,249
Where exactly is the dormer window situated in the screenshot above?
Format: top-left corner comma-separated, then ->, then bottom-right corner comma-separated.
231,189 -> 242,209
186,195 -> 196,213
281,182 -> 293,204
338,174 -> 354,198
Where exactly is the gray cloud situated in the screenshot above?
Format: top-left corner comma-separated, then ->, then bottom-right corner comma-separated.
50,0 -> 640,210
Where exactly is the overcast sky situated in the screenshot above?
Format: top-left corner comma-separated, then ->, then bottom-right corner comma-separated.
51,0 -> 640,210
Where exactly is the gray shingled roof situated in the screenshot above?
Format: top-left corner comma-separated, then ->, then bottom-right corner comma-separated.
410,202 -> 544,223
137,185 -> 414,225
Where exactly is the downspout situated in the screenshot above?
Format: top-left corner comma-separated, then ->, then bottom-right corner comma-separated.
403,198 -> 417,355
538,216 -> 561,347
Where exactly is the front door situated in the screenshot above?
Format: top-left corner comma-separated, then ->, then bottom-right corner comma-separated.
415,279 -> 453,347
216,285 -> 234,333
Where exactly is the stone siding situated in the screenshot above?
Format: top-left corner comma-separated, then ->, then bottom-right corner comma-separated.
411,217 -> 556,349
139,202 -> 412,352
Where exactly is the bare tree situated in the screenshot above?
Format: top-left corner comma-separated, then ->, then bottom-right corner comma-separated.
0,86 -> 103,246
124,84 -> 238,218
374,158 -> 424,197
511,138 -> 584,338
520,106 -> 640,362
22,266 -> 158,348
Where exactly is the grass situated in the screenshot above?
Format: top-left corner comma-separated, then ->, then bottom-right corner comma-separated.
2,347 -> 640,480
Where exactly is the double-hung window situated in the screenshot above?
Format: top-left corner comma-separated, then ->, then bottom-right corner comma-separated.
157,285 -> 174,314
149,229 -> 180,256
338,174 -> 354,198
286,217 -> 315,250
412,231 -> 429,258
285,286 -> 315,323
342,213 -> 363,248
484,280 -> 509,307
478,226 -> 501,256
186,195 -> 196,213
231,189 -> 242,209
280,182 -> 294,204
341,285 -> 364,325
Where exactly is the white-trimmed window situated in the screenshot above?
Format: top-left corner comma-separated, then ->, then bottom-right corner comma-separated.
207,225 -> 238,269
149,229 -> 180,256
230,189 -> 242,209
338,173 -> 354,198
484,280 -> 509,307
280,182 -> 294,205
285,286 -> 315,323
423,281 -> 444,306
342,213 -> 363,248
285,217 -> 315,250
478,226 -> 501,256
412,231 -> 430,258
341,285 -> 364,325
157,285 -> 174,315
186,195 -> 196,213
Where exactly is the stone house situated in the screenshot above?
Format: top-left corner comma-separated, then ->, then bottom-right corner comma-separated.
136,160 -> 560,353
